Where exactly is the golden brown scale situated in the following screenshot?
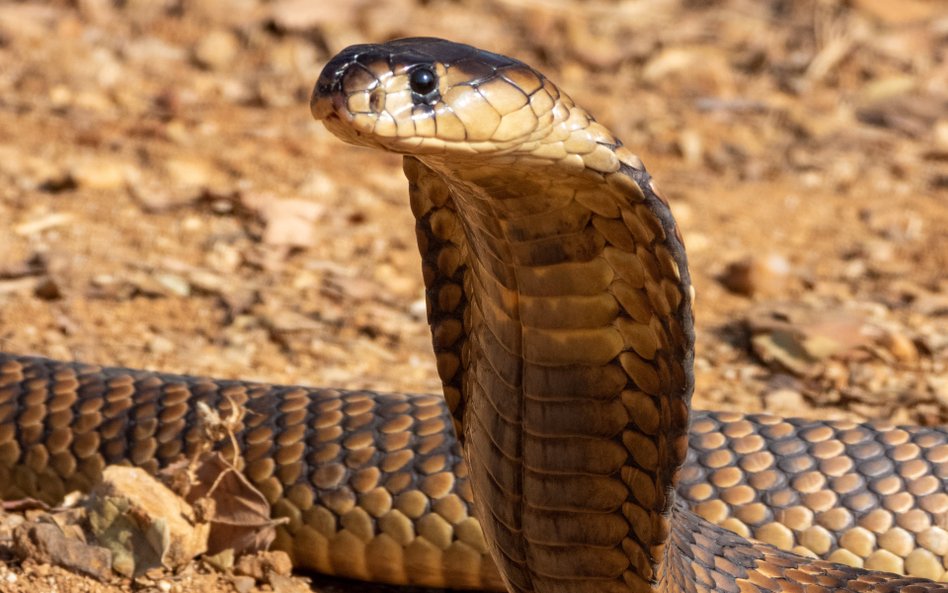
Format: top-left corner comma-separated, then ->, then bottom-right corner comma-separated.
665,501 -> 948,593
680,411 -> 948,581
407,156 -> 470,435
4,37 -> 948,593
403,150 -> 694,593
0,354 -> 504,590
4,353 -> 948,590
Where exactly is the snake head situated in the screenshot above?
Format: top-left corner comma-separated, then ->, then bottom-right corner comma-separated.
312,38 -> 640,175
311,37 -> 574,158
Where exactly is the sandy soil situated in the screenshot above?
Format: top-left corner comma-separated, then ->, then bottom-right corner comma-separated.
0,0 -> 946,591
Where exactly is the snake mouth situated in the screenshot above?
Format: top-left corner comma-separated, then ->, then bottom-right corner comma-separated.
310,89 -> 348,123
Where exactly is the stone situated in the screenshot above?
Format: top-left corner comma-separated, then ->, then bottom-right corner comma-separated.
88,466 -> 210,577
13,522 -> 112,581
234,550 -> 293,581
721,254 -> 792,298
193,29 -> 239,70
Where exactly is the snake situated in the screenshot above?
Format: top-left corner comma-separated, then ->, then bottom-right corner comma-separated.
1,37 -> 947,592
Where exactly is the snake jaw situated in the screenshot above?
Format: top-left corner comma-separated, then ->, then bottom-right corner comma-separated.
312,37 -> 569,160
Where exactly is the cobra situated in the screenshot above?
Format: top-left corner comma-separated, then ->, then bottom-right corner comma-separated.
2,38 -> 947,593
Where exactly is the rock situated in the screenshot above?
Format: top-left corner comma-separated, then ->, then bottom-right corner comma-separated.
763,388 -> 808,416
912,292 -> 948,316
642,46 -> 733,95
565,19 -> 627,69
858,75 -> 916,106
297,170 -> 337,198
0,510 -> 26,538
76,0 -> 114,23
13,522 -> 112,581
677,128 -> 704,166
0,5 -> 63,41
69,157 -> 130,190
193,29 -> 240,71
269,573 -> 312,593
270,0 -> 361,32
230,575 -> 256,593
934,120 -> 948,154
409,297 -> 427,321
857,91 -> 943,139
14,213 -> 73,236
0,254 -> 47,280
879,330 -> 918,363
852,0 -> 945,24
123,36 -> 188,65
720,254 -> 792,298
154,273 -> 191,297
32,276 -> 62,300
241,194 -> 325,248
164,157 -> 218,190
234,550 -> 293,581
746,304 -> 874,376
146,335 -> 177,355
88,466 -> 210,577
0,277 -> 42,297
128,177 -> 201,212
204,548 -> 235,572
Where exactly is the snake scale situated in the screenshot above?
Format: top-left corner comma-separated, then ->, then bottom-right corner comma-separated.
2,38 -> 947,592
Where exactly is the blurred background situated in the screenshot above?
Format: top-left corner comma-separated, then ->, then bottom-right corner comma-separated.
0,0 -> 946,428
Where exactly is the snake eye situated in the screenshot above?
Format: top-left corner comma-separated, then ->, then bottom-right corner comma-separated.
409,67 -> 438,96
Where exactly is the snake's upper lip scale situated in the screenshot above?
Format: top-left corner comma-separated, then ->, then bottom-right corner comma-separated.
310,50 -> 356,122
310,96 -> 333,121
310,76 -> 343,122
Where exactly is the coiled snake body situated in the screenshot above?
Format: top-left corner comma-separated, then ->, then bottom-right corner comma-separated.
2,38 -> 947,593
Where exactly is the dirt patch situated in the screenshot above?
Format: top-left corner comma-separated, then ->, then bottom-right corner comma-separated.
0,0 -> 946,591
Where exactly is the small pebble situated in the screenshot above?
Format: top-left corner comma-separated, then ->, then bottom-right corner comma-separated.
231,575 -> 255,593
720,254 -> 792,298
69,157 -> 129,190
880,331 -> 918,363
193,28 -> 239,70
764,389 -> 808,415
33,277 -> 63,300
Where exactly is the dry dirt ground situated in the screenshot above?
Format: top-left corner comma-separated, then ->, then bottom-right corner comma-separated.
0,0 -> 946,591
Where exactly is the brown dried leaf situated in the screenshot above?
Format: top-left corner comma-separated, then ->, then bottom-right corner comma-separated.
185,452 -> 285,557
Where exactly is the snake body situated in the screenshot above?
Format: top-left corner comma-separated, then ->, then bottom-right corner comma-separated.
3,354 -> 948,591
2,38 -> 947,592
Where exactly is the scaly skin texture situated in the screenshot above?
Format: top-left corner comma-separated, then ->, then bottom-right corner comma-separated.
314,37 -> 694,593
4,354 -> 948,591
2,38 -> 948,593
309,38 -> 948,593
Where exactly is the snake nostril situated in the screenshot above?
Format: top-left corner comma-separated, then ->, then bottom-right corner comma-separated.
369,88 -> 385,114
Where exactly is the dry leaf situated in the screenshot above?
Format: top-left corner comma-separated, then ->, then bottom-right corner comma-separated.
185,452 -> 285,556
